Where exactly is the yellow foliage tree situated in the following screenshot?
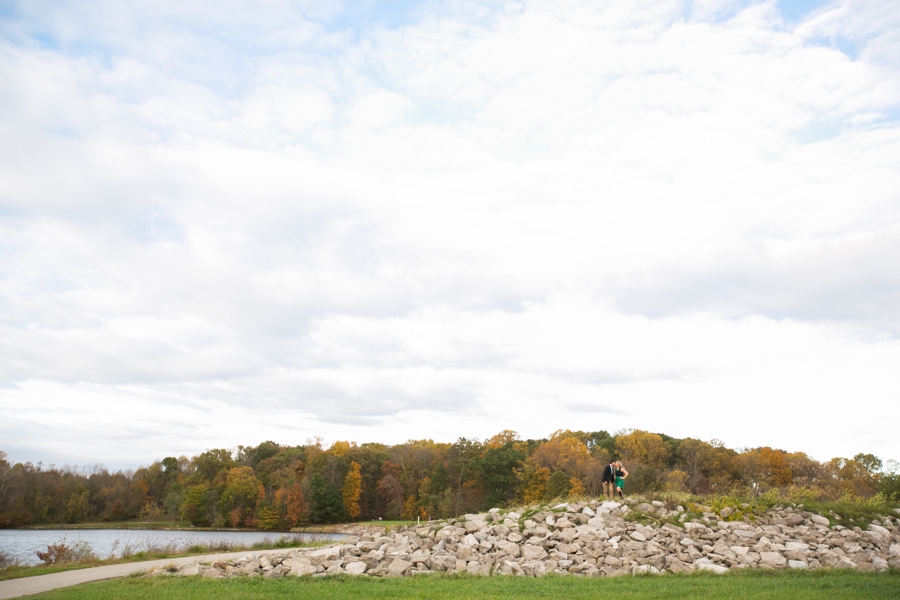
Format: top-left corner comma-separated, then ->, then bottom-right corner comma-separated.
664,469 -> 688,492
330,441 -> 356,457
486,430 -> 520,448
615,430 -> 669,467
518,466 -> 550,504
568,477 -> 586,498
401,494 -> 419,520
341,461 -> 363,519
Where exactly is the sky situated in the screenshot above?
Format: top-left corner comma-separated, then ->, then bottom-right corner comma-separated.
1,0 -> 898,470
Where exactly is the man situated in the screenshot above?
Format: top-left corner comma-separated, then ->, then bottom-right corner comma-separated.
601,459 -> 618,499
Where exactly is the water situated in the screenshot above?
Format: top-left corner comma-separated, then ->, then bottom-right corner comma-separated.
0,529 -> 347,566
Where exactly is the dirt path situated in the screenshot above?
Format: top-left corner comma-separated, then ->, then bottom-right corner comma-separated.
0,549 -> 295,599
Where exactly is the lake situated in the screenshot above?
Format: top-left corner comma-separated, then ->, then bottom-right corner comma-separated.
0,529 -> 347,566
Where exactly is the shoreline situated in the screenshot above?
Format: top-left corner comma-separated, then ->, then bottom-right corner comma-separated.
12,522 -> 393,535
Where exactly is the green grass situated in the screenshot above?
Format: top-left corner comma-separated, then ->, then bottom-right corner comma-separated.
291,521 -> 414,533
800,500 -> 896,529
22,570 -> 900,600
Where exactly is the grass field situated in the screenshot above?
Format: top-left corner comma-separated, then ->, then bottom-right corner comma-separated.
23,570 -> 900,600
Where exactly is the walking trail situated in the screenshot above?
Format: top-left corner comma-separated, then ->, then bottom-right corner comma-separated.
0,549 -> 293,599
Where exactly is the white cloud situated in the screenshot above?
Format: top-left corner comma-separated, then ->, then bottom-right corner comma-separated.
0,0 -> 898,467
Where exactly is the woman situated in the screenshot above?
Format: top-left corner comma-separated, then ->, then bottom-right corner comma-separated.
615,461 -> 628,498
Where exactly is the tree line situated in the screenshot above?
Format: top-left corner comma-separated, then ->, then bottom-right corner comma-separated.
1,429 -> 897,529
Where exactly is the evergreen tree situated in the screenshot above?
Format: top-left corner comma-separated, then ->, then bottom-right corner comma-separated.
309,472 -> 345,523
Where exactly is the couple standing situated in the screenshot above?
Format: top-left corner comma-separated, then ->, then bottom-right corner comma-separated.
601,460 -> 628,499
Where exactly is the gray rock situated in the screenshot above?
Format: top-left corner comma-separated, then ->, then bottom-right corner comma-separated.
696,562 -> 729,574
683,522 -> 707,534
784,542 -> 809,552
467,561 -> 491,576
783,514 -> 805,527
495,540 -> 520,557
387,558 -> 413,575
665,557 -> 693,573
344,561 -> 368,575
264,564 -> 287,578
522,545 -> 549,560
759,552 -> 787,568
179,564 -> 203,576
834,557 -> 857,569
201,567 -> 224,578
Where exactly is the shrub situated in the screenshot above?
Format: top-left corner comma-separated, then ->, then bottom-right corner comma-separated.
35,540 -> 96,565
0,549 -> 18,569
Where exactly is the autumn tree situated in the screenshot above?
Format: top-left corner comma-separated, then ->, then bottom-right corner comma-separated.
342,461 -> 362,519
284,482 -> 309,526
517,465 -> 550,504
376,472 -> 404,519
218,467 -> 264,527
615,430 -> 669,467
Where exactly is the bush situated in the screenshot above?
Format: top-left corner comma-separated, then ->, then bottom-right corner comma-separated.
0,549 -> 18,569
35,539 -> 97,565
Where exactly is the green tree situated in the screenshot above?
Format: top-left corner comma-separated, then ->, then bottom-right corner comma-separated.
545,470 -> 570,500
181,484 -> 210,526
163,484 -> 185,525
191,449 -> 235,483
879,460 -> 900,501
469,442 -> 525,508
309,472 -> 345,524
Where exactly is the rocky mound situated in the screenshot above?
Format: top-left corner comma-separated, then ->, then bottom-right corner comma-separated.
153,499 -> 900,579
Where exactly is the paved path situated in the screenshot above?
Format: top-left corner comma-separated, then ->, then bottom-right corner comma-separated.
0,549 -> 292,599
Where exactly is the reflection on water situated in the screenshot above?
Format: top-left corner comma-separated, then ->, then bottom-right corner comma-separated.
0,529 -> 346,566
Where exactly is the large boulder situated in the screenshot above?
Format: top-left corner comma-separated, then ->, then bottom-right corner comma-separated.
759,552 -> 787,568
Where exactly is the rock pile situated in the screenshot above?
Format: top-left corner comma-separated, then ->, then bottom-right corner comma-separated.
153,500 -> 900,579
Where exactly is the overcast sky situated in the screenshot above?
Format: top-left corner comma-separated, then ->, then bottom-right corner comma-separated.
1,0 -> 898,470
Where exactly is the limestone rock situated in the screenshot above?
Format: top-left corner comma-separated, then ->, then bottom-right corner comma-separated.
387,558 -> 413,575
521,545 -> 549,560
683,522 -> 707,534
759,552 -> 787,568
696,562 -> 729,574
345,561 -> 368,575
152,500 -> 900,581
